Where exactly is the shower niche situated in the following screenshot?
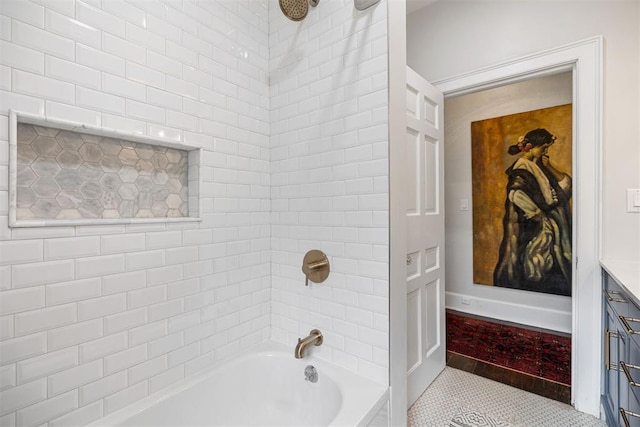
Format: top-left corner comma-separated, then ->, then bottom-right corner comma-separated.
8,111 -> 202,227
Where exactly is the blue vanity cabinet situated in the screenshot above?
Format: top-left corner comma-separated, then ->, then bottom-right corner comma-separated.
603,269 -> 640,427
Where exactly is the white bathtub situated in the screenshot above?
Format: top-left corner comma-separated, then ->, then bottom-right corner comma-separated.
91,341 -> 388,427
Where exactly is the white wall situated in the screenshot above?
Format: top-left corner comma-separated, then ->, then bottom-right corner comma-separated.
407,0 -> 640,264
0,1 -> 271,425
269,0 -> 389,384
442,73 -> 574,332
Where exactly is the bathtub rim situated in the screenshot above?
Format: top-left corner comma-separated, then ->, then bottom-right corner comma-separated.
88,339 -> 389,427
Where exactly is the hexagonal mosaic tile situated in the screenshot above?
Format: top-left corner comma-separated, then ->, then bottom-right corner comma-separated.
16,123 -> 189,220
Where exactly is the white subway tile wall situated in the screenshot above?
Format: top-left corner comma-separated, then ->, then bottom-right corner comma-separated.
0,0 -> 271,424
0,0 -> 389,424
268,1 -> 389,384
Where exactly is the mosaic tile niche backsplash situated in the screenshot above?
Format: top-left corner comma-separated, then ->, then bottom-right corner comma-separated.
16,123 -> 189,220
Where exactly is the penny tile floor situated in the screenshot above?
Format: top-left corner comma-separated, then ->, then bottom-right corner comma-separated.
408,367 -> 606,426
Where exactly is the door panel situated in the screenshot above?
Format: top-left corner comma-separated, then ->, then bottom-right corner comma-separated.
406,66 -> 446,407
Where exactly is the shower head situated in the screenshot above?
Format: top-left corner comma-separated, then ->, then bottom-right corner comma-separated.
279,0 -> 318,22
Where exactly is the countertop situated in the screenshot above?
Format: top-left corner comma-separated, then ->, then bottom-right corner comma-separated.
601,259 -> 640,300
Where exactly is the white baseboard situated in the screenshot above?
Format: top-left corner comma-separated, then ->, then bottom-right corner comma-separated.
445,292 -> 572,334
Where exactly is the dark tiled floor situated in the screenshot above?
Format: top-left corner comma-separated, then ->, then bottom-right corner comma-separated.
446,351 -> 571,404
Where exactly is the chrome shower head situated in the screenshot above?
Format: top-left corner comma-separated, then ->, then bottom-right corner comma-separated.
279,0 -> 318,22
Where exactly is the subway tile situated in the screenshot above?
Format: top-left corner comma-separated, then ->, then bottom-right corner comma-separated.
101,0 -> 146,27
145,13 -> 181,44
48,319 -> 103,351
12,227 -> 74,240
104,344 -> 147,375
1,322 -> 17,348
102,73 -> 146,102
125,22 -> 165,54
76,86 -> 125,115
146,231 -> 182,250
78,294 -> 127,321
45,8 -> 100,47
102,114 -> 146,136
0,378 -> 46,416
167,341 -> 199,367
0,364 -> 15,392
103,307 -> 146,335
128,286 -> 165,309
126,62 -> 165,90
0,332 -> 47,365
76,44 -> 125,76
183,260 -> 213,279
15,303 -> 76,336
125,99 -> 165,124
149,365 -> 183,394
166,111 -> 198,131
148,331 -> 183,358
0,240 -> 43,266
0,287 -> 44,315
148,299 -> 183,322
75,1 -> 125,37
147,124 -> 182,142
101,233 -> 146,254
164,246 -> 198,265
46,278 -> 101,306
128,354 -> 166,384
29,0 -> 74,17
102,270 -> 146,295
44,236 -> 100,261
0,15 -> 9,41
12,260 -> 74,288
147,51 -> 182,79
79,371 -> 127,406
12,21 -> 74,61
164,5 -> 199,36
17,390 -> 78,427
125,250 -> 164,271
16,347 -> 78,384
0,411 -> 14,426
0,40 -> 44,75
104,381 -> 147,415
166,76 -> 198,99
45,101 -> 102,128
0,265 -> 10,291
0,1 -> 44,27
48,360 -> 102,396
48,401 -> 103,427
167,278 -> 199,300
184,350 -> 214,376
79,332 -> 128,363
147,88 -> 182,111
129,320 -> 167,346
76,254 -> 125,279
102,33 -> 146,65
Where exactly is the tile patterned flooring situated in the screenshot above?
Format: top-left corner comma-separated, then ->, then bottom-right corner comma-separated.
407,367 -> 606,426
446,351 -> 571,404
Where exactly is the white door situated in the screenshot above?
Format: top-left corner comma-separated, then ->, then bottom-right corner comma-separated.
405,66 -> 446,407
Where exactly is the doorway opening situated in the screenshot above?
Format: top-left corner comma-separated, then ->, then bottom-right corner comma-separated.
389,36 -> 602,426
441,71 -> 574,403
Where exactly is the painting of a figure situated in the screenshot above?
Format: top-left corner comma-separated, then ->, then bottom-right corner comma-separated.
471,104 -> 572,297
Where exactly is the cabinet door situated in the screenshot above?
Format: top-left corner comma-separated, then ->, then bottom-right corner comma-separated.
619,329 -> 629,426
604,304 -> 620,423
620,337 -> 640,426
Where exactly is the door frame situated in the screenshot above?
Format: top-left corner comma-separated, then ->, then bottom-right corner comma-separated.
389,36 -> 603,424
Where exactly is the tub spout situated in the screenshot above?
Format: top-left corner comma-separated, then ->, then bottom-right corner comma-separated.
295,329 -> 323,359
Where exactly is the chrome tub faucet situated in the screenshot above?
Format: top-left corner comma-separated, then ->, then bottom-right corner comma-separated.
295,329 -> 323,359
